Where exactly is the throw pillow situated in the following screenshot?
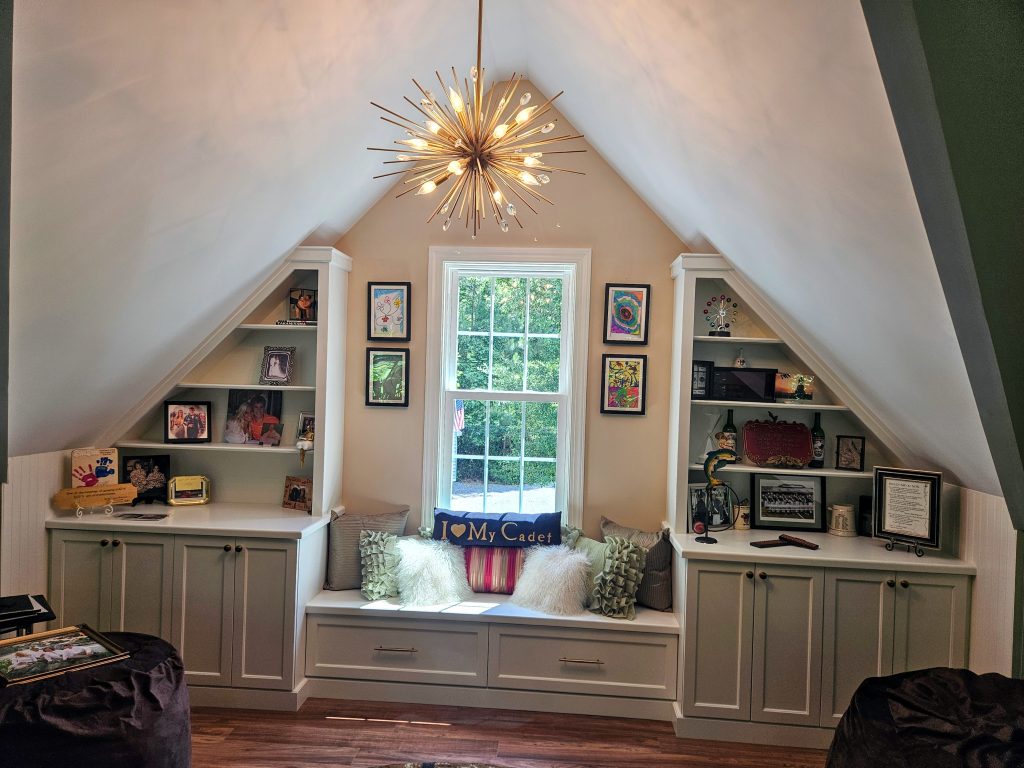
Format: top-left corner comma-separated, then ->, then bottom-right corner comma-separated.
359,530 -> 400,600
464,547 -> 526,594
571,534 -> 608,608
433,508 -> 561,548
325,507 -> 409,590
600,516 -> 673,611
395,538 -> 473,607
511,545 -> 591,615
592,536 -> 647,620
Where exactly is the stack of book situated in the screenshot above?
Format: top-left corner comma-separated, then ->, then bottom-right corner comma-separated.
0,595 -> 47,625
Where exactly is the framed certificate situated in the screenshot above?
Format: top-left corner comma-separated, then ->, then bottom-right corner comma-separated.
873,467 -> 942,556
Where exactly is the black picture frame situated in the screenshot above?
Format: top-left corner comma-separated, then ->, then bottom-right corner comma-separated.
602,283 -> 651,345
873,467 -> 942,552
835,435 -> 866,472
691,360 -> 714,400
750,473 -> 826,532
599,353 -> 648,415
121,454 -> 170,506
688,483 -> 733,533
163,401 -> 212,444
711,367 -> 778,403
366,347 -> 410,407
367,281 -> 412,342
259,346 -> 295,386
288,288 -> 317,323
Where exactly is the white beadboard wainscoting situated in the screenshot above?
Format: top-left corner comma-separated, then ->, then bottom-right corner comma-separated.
960,487 -> 1018,675
0,451 -> 66,596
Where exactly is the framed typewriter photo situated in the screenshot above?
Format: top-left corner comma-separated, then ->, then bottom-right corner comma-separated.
711,367 -> 777,403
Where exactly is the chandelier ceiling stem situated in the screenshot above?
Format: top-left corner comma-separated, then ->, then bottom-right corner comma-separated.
370,0 -> 584,235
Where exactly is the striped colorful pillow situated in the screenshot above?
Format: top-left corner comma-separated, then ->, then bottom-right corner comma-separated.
463,547 -> 526,594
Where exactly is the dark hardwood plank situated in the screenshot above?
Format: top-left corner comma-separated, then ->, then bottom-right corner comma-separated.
191,699 -> 828,768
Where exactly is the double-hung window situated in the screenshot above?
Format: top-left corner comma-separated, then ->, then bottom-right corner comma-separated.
423,247 -> 590,528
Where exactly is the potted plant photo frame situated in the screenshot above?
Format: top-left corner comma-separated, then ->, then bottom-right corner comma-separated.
602,283 -> 650,345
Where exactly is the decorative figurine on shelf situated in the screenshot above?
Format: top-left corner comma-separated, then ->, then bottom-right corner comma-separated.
704,294 -> 738,337
734,347 -> 748,368
696,448 -> 739,545
703,447 -> 738,487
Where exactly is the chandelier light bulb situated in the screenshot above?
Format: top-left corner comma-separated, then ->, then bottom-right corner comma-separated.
447,160 -> 464,174
523,156 -> 541,167
449,87 -> 465,113
493,123 -> 510,140
492,189 -> 502,202
416,180 -> 438,195
399,138 -> 429,149
515,106 -> 537,123
396,154 -> 412,161
426,121 -> 441,134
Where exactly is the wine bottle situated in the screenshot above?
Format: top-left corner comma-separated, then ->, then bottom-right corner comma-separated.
720,409 -> 738,452
809,412 -> 825,468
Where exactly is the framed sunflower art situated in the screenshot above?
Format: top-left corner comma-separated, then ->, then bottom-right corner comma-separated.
602,283 -> 650,345
600,353 -> 648,415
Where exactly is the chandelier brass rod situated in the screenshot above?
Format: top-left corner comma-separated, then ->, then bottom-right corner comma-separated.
427,173 -> 466,223
492,168 -> 551,207
492,164 -> 556,205
483,75 -> 522,139
478,89 -> 562,154
493,171 -> 539,215
371,102 -> 424,131
502,134 -> 585,151
401,95 -> 458,139
407,85 -> 464,145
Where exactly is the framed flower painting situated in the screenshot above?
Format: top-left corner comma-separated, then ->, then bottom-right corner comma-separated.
367,281 -> 411,341
602,283 -> 650,345
600,353 -> 647,415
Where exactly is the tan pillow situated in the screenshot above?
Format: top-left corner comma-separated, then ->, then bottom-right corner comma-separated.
600,516 -> 673,611
325,507 -> 409,590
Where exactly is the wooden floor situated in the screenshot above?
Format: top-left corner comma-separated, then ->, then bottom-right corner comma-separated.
191,698 -> 828,768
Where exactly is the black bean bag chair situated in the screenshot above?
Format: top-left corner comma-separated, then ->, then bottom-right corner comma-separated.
0,632 -> 190,768
827,667 -> 1024,768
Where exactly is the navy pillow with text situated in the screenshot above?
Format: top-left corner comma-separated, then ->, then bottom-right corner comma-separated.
432,509 -> 561,548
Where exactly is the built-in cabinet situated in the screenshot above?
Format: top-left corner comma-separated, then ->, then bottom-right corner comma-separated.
680,551 -> 972,742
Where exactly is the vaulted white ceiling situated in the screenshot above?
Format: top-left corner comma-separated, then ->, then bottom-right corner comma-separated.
10,1 -> 999,494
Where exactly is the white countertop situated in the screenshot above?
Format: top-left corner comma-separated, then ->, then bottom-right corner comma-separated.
672,529 -> 976,575
306,590 -> 680,634
45,502 -> 331,540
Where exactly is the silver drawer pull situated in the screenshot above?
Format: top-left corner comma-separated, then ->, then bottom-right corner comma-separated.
559,657 -> 604,665
374,645 -> 418,653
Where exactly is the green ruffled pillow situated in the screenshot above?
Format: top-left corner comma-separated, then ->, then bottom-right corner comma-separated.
359,530 -> 401,600
592,536 -> 647,620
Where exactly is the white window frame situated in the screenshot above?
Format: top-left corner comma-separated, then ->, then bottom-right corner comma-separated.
422,246 -> 591,529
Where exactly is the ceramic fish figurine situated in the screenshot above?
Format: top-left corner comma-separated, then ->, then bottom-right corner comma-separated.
704,448 -> 738,487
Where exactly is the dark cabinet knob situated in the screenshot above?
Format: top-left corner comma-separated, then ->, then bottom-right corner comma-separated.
900,579 -> 910,589
886,579 -> 895,588
745,570 -> 754,579
235,545 -> 243,553
112,539 -> 121,548
100,539 -> 110,547
758,571 -> 768,580
223,544 -> 232,552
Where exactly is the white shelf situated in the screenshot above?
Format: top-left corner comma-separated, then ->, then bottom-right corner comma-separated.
237,323 -> 316,331
116,440 -> 306,454
693,399 -> 849,412
687,462 -> 872,479
176,382 -> 316,392
693,336 -> 782,345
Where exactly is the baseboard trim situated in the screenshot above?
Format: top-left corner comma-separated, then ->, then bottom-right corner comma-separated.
189,678 -> 310,711
306,677 -> 675,721
672,702 -> 835,749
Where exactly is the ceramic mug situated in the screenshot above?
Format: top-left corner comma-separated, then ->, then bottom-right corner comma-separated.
828,503 -> 857,537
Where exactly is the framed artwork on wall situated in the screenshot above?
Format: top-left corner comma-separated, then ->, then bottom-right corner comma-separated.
367,282 -> 411,342
366,348 -> 410,407
602,283 -> 650,345
600,353 -> 647,415
750,473 -> 826,532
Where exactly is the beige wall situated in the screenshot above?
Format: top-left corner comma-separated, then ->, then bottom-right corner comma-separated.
336,85 -> 687,538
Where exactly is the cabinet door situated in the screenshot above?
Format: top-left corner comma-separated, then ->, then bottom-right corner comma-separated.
231,538 -> 297,690
893,572 -> 970,672
751,564 -> 824,726
109,533 -> 174,640
820,569 -> 895,727
49,529 -> 113,629
682,560 -> 754,720
171,536 -> 235,687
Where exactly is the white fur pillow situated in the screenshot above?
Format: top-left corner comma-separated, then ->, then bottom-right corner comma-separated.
512,545 -> 591,615
395,538 -> 472,607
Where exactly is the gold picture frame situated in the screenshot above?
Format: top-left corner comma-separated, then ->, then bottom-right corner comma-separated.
0,625 -> 128,687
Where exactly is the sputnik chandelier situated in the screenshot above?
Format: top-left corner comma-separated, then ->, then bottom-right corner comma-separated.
369,0 -> 585,236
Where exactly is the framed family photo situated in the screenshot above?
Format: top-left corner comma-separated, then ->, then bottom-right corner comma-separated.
296,411 -> 315,439
366,348 -> 409,407
282,475 -> 313,513
368,281 -> 411,342
288,288 -> 317,323
0,625 -> 128,687
122,454 -> 170,505
259,346 -> 295,386
600,354 -> 647,415
602,283 -> 650,345
164,401 -> 211,443
224,389 -> 284,446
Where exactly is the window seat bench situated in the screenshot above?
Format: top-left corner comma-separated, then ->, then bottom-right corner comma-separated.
303,590 -> 679,720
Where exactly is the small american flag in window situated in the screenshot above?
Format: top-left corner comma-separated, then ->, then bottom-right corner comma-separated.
453,399 -> 465,433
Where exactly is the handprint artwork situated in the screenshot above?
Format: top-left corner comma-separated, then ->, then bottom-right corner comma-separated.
70,448 -> 119,488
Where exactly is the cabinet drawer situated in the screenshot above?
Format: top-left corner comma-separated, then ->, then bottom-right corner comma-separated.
306,616 -> 488,687
488,625 -> 678,700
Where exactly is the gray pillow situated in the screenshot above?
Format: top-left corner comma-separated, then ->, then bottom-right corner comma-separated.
325,507 -> 409,590
600,516 -> 672,611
